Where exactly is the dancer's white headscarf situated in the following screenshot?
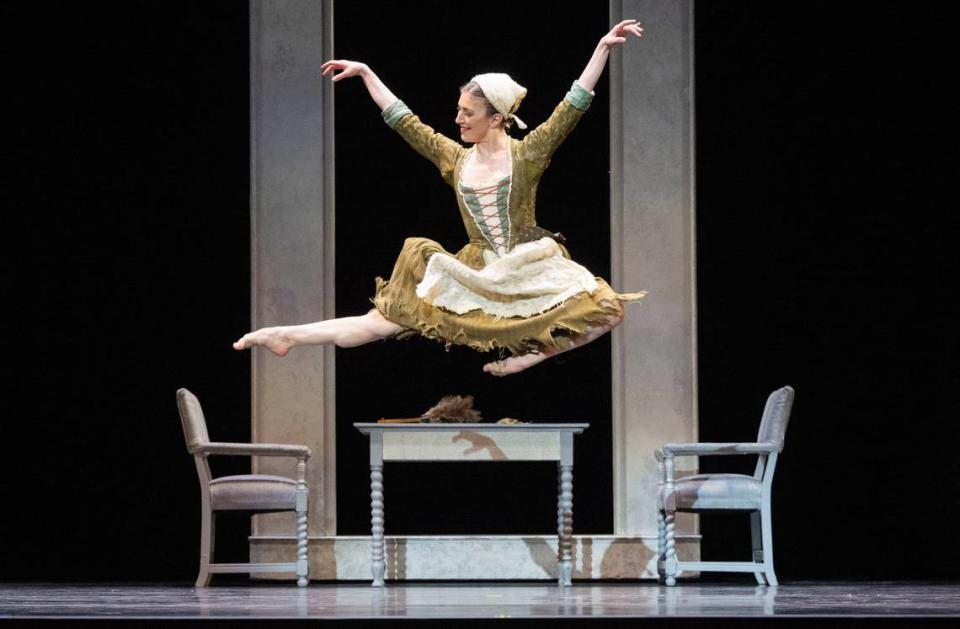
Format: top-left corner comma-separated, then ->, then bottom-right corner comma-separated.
470,72 -> 528,130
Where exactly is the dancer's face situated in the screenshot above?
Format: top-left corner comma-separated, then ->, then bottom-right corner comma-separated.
455,92 -> 502,144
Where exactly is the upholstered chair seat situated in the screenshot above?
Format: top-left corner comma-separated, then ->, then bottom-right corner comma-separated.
208,475 -> 300,512
664,473 -> 763,512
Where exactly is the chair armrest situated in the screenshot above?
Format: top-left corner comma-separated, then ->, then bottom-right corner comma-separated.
658,442 -> 778,458
193,442 -> 311,458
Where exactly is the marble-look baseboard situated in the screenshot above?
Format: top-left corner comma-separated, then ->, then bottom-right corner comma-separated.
249,534 -> 700,581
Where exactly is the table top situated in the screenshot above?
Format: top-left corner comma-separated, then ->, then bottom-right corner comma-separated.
354,422 -> 589,434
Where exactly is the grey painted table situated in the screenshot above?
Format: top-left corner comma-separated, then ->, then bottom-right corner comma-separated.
354,422 -> 589,587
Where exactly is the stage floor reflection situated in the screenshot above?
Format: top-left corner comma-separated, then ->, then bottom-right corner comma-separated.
1,582 -> 959,620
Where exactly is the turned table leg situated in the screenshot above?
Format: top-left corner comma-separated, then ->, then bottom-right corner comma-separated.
556,464 -> 564,568
369,433 -> 385,587
557,433 -> 574,586
370,463 -> 385,587
558,463 -> 574,586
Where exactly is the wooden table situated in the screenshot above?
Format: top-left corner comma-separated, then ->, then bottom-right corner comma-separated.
354,422 -> 589,587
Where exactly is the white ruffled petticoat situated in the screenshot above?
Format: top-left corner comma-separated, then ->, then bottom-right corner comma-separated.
415,237 -> 600,319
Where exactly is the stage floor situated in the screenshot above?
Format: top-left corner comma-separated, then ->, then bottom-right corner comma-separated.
1,582 -> 959,622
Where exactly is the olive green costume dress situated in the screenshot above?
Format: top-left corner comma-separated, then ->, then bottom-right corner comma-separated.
371,80 -> 647,357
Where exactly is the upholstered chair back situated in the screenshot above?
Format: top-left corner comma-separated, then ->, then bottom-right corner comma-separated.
177,388 -> 210,452
756,386 -> 795,451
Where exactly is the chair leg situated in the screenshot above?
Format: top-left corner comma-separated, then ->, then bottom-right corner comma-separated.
750,510 -> 767,585
296,498 -> 309,587
664,509 -> 678,586
196,509 -> 214,587
760,502 -> 778,586
656,508 -> 666,584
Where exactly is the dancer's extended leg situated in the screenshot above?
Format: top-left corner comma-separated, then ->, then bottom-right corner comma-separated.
233,308 -> 406,355
482,303 -> 625,377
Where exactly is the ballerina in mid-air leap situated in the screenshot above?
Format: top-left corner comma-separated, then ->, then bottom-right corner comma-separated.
234,19 -> 647,376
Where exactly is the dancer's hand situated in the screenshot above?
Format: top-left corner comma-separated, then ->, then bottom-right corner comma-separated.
320,59 -> 368,82
600,19 -> 644,49
323,59 -> 399,110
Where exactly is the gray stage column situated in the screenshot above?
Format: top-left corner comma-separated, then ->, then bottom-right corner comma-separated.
610,0 -> 698,549
248,0 -> 337,565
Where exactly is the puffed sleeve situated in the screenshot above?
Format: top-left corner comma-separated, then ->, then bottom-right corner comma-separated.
382,99 -> 465,188
518,80 -> 595,173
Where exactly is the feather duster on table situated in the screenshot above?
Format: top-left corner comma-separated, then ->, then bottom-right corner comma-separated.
378,394 -> 483,424
422,394 -> 483,423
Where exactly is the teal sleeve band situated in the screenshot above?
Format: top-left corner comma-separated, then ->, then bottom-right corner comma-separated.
382,99 -> 413,129
564,80 -> 595,112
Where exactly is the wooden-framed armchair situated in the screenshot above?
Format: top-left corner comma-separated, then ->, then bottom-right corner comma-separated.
656,385 -> 795,586
176,387 -> 311,587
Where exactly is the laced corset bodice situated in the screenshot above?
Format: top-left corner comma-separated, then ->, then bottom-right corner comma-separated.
383,80 -> 596,264
458,175 -> 512,256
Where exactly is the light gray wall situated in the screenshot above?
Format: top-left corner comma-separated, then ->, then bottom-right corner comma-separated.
249,0 -> 337,539
610,0 -> 697,536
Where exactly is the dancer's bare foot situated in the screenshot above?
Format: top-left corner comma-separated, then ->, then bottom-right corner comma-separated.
483,349 -> 556,377
232,327 -> 295,356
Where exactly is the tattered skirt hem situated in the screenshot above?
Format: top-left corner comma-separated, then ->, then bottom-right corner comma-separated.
370,236 -> 647,358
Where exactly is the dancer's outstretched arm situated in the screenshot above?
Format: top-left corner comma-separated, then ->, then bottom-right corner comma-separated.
321,59 -> 399,112
519,19 -> 644,172
322,58 -> 464,188
576,19 -> 644,92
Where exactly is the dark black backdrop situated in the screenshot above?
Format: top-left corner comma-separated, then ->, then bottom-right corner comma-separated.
331,1 -> 616,539
2,1 -> 956,583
